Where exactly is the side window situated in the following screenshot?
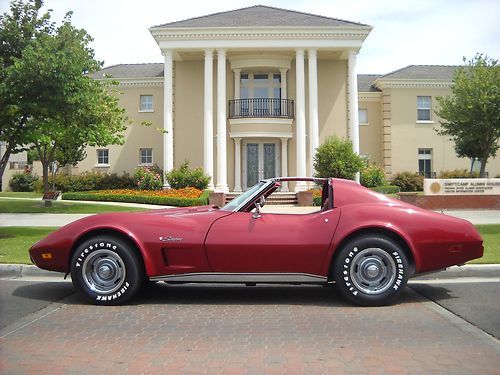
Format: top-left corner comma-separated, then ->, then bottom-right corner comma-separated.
139,148 -> 153,165
140,95 -> 153,112
418,148 -> 432,178
358,108 -> 368,125
97,149 -> 109,166
417,96 -> 431,121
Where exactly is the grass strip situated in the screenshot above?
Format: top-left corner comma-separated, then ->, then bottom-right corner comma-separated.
0,198 -> 148,214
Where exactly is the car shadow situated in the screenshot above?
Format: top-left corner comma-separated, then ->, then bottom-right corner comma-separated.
409,284 -> 457,303
11,281 -> 425,307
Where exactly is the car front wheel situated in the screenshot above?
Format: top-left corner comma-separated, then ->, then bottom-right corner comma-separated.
70,236 -> 143,305
333,235 -> 409,306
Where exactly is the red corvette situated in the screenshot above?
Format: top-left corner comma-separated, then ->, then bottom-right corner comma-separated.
29,177 -> 483,306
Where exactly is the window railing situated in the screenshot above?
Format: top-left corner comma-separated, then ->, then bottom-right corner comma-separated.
229,98 -> 294,119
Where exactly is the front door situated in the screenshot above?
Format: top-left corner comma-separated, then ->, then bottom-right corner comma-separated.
245,142 -> 278,189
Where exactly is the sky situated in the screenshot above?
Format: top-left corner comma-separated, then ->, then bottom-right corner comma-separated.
1,0 -> 499,74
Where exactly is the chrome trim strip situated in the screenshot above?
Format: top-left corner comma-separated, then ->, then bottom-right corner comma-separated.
150,272 -> 327,284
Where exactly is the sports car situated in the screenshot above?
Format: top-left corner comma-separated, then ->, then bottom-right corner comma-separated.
29,177 -> 483,306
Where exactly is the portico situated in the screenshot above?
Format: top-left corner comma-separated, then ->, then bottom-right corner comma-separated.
149,5 -> 371,192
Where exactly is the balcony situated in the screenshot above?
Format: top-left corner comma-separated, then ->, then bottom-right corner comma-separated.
229,98 -> 294,119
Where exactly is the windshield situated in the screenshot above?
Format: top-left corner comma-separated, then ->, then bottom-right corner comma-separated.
220,181 -> 267,211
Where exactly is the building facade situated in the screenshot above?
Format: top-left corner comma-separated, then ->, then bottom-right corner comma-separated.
49,6 -> 500,192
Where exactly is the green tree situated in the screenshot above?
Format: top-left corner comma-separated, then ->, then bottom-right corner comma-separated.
0,0 -> 52,180
435,54 -> 500,177
1,1 -> 127,192
313,136 -> 364,180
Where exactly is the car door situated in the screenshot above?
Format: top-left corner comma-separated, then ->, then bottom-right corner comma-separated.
204,209 -> 340,275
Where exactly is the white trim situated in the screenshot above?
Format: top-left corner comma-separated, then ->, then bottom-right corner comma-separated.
138,110 -> 155,113
230,131 -> 293,139
359,122 -> 369,126
97,77 -> 164,87
374,79 -> 452,89
230,55 -> 292,70
416,120 -> 435,124
358,92 -> 382,102
94,164 -> 110,168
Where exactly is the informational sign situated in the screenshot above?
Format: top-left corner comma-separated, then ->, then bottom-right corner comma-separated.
424,179 -> 500,195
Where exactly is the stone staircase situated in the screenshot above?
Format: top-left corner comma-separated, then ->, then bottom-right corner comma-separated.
226,192 -> 298,205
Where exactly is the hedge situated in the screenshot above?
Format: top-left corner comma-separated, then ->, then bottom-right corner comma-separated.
370,185 -> 400,194
63,190 -> 211,207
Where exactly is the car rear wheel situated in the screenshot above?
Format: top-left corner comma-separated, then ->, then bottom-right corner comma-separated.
70,236 -> 143,305
333,235 -> 409,306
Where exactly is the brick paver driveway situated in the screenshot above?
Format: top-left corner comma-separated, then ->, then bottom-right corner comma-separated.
1,283 -> 499,374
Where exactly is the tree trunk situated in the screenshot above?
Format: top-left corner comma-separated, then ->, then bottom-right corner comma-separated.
0,147 -> 12,188
40,159 -> 50,193
479,155 -> 488,178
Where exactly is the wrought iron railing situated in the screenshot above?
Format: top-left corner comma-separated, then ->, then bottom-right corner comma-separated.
229,98 -> 294,119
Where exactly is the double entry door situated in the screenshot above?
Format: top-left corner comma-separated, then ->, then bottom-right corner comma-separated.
244,141 -> 278,190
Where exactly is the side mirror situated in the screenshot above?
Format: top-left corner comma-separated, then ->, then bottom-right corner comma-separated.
252,196 -> 266,219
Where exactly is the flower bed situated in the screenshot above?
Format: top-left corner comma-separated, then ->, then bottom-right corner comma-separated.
63,188 -> 210,207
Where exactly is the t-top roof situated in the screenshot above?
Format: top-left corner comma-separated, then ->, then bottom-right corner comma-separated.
152,5 -> 370,29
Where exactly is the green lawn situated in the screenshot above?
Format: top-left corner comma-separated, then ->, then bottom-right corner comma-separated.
0,227 -> 59,264
1,224 -> 498,265
470,224 -> 500,264
0,198 -> 149,214
0,192 -> 43,198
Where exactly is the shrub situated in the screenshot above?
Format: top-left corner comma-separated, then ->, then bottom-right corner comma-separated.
165,162 -> 211,190
313,136 -> 364,180
34,172 -> 136,193
370,185 -> 400,194
361,164 -> 386,188
134,165 -> 163,190
439,169 -> 479,178
390,172 -> 424,192
9,172 -> 39,192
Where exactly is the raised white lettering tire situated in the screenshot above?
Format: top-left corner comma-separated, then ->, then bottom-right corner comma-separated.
70,236 -> 143,305
333,235 -> 409,306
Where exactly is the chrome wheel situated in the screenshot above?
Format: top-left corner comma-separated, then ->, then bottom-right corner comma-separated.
350,247 -> 396,295
82,249 -> 126,294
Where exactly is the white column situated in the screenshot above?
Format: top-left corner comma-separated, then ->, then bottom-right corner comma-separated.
295,49 -> 307,191
280,68 -> 287,99
234,69 -> 241,99
216,49 -> 228,192
204,50 -> 214,190
308,49 -> 319,177
162,49 -> 174,188
348,50 -> 360,183
233,138 -> 242,192
280,137 -> 289,192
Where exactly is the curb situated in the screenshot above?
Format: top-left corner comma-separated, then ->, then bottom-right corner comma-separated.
0,264 -> 66,278
1,263 -> 498,279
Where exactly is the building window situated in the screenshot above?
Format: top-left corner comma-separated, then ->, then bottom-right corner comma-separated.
97,149 -> 109,166
140,95 -> 153,112
417,96 -> 431,121
358,108 -> 368,125
139,148 -> 153,165
418,148 -> 432,178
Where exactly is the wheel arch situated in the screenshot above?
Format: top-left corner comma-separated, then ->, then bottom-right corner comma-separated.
70,228 -> 147,276
328,227 -> 416,281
